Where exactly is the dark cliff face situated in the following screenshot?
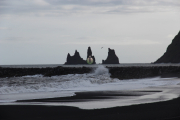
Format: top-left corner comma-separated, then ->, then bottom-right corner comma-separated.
102,48 -> 119,64
155,31 -> 180,63
65,50 -> 87,64
87,47 -> 96,64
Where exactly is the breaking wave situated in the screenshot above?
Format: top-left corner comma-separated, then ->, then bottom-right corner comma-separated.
0,65 -> 180,96
0,66 -> 119,94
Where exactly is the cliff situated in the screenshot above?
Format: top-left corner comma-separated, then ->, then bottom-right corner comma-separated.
155,31 -> 180,63
102,48 -> 119,64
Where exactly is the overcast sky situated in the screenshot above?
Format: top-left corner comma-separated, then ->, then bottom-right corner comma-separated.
0,0 -> 180,65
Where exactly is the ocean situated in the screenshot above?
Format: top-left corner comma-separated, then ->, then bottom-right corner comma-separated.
1,63 -> 180,68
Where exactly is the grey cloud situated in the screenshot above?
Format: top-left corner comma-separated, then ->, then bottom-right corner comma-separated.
45,0 -> 124,6
4,37 -> 24,41
1,37 -> 34,42
0,0 -> 179,16
0,0 -> 8,6
45,0 -> 180,6
0,27 -> 11,30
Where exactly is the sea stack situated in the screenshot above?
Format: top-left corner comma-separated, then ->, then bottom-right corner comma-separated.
64,50 -> 86,64
64,47 -> 96,64
87,47 -> 96,64
102,48 -> 119,64
155,31 -> 180,63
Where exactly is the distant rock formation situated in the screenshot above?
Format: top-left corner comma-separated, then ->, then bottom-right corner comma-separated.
64,47 -> 96,65
64,50 -> 86,64
102,48 -> 119,64
87,47 -> 96,64
155,31 -> 180,63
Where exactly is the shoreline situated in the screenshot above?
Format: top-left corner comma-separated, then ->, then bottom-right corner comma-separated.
2,81 -> 179,109
1,81 -> 180,120
1,79 -> 180,120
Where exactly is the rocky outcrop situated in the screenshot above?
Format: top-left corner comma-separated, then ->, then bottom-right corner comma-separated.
155,31 -> 180,63
64,50 -> 86,64
102,48 -> 119,64
87,47 -> 96,64
65,47 -> 96,65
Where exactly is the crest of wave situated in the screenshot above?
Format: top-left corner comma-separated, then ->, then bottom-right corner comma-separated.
94,65 -> 110,75
0,65 -> 119,94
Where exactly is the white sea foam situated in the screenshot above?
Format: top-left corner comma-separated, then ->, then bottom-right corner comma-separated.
0,66 -> 114,95
0,65 -> 180,102
94,65 -> 110,75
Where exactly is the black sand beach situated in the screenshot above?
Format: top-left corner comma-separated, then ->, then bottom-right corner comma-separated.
1,65 -> 180,120
1,91 -> 180,120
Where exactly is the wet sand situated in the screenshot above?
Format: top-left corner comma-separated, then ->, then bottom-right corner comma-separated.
1,86 -> 180,120
1,95 -> 180,120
